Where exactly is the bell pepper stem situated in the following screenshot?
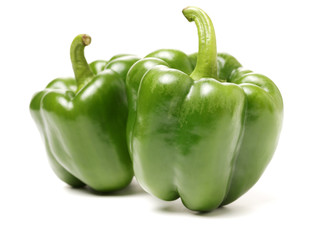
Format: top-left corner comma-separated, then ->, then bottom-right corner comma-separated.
183,7 -> 218,81
70,34 -> 94,92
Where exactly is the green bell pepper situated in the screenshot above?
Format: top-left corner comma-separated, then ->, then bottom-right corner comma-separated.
30,34 -> 139,192
126,7 -> 283,211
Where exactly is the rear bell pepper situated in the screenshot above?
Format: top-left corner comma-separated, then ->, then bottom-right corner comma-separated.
126,7 -> 283,211
30,34 -> 139,192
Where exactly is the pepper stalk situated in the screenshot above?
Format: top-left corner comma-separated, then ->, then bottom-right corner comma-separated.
70,34 -> 94,92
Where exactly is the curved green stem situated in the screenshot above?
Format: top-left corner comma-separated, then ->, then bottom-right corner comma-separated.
183,7 -> 218,81
70,34 -> 94,92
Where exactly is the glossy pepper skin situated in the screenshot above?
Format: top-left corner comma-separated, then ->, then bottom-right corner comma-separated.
30,34 -> 139,192
126,7 -> 283,211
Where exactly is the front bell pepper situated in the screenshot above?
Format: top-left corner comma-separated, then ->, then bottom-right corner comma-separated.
30,34 -> 139,192
126,7 -> 283,211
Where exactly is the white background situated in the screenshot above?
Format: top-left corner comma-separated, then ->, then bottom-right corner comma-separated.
1,0 -> 328,239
